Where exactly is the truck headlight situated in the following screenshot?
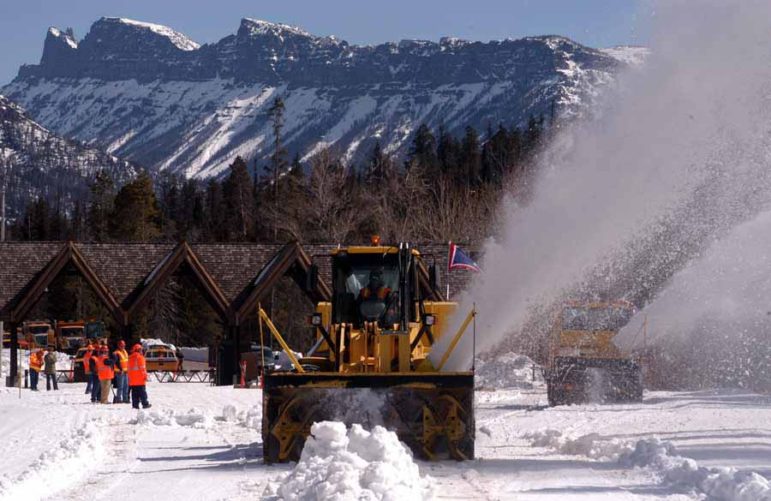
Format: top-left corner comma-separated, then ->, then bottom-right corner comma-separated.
424,315 -> 436,326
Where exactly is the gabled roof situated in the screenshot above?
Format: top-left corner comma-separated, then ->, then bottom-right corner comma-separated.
0,241 -> 475,324
233,242 -> 332,323
2,242 -> 122,324
126,242 -> 231,322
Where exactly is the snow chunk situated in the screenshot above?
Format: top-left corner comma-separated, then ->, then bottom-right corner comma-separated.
275,421 -> 433,501
109,18 -> 200,51
525,429 -> 631,460
131,407 -> 212,428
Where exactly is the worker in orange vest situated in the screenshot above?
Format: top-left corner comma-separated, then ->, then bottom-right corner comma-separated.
83,344 -> 95,395
127,344 -> 151,409
29,349 -> 44,391
113,340 -> 130,404
95,346 -> 115,404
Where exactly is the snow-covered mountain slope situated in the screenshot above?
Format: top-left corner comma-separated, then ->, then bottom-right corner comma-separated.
0,94 -> 134,216
3,17 -> 638,179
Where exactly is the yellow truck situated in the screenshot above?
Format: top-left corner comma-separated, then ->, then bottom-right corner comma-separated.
23,321 -> 55,350
546,300 -> 642,406
56,320 -> 86,354
261,241 -> 475,462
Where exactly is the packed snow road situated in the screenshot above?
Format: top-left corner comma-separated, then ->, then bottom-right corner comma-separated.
0,380 -> 768,500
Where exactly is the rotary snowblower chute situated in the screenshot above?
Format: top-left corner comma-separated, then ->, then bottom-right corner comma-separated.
260,242 -> 476,463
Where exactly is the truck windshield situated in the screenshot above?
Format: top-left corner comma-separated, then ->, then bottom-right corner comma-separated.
29,326 -> 49,334
333,253 -> 401,325
562,306 -> 633,331
61,328 -> 83,337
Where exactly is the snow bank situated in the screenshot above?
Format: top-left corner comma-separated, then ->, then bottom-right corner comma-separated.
475,352 -> 544,389
525,429 -> 630,459
620,438 -> 771,501
1,348 -> 74,374
272,421 -> 433,501
0,420 -> 105,501
131,407 -> 212,429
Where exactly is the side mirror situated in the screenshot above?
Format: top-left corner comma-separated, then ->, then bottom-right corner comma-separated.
428,264 -> 439,291
307,264 -> 319,292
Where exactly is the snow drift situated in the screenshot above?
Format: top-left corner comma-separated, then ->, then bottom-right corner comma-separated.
0,420 -> 105,501
272,421 -> 433,501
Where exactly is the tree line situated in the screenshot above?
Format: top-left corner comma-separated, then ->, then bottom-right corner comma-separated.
10,100 -> 548,246
10,100 -> 549,348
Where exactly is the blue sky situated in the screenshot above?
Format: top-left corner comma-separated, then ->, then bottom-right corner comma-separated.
0,0 -> 650,85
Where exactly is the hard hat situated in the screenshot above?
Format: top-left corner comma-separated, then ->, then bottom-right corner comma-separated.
118,340 -> 126,348
132,343 -> 143,353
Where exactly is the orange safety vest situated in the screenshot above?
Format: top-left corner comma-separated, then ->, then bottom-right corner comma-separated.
29,353 -> 43,372
127,353 -> 147,386
83,350 -> 93,374
360,286 -> 391,301
113,349 -> 129,373
96,355 -> 114,381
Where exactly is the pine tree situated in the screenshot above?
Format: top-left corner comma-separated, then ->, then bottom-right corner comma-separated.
109,171 -> 160,241
461,126 -> 482,185
408,124 -> 438,172
87,169 -> 115,242
222,157 -> 255,241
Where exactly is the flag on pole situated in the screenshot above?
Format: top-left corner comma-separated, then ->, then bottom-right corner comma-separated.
448,242 -> 481,272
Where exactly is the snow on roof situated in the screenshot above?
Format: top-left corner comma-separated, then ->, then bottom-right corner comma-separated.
240,18 -> 311,38
108,17 -> 200,51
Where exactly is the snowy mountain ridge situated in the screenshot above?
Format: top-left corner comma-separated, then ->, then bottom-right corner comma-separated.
4,17 -> 641,178
0,94 -> 135,217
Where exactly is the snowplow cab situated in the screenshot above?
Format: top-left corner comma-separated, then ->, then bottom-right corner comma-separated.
546,300 -> 643,405
262,243 -> 475,463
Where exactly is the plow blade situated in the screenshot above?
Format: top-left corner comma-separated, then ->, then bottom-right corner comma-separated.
262,372 -> 474,463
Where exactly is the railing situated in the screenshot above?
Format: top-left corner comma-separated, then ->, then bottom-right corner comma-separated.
149,370 -> 215,384
21,369 -> 216,386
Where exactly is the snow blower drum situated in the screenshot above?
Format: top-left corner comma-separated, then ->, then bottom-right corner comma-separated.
262,373 -> 475,463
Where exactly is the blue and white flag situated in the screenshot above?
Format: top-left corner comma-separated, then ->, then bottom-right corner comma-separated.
448,242 -> 481,272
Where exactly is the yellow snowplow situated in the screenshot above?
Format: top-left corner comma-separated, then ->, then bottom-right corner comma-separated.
260,242 -> 475,462
546,300 -> 643,406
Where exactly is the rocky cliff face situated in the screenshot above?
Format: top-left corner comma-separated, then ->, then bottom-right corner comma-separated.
4,17 -> 640,178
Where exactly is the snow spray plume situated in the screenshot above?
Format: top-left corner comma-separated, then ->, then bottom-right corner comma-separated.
431,0 -> 771,371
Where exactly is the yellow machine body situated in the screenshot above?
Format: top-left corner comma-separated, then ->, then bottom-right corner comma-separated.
262,244 -> 475,462
546,300 -> 642,406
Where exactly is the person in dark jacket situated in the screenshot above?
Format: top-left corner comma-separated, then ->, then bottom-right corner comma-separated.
89,351 -> 101,403
44,347 -> 58,391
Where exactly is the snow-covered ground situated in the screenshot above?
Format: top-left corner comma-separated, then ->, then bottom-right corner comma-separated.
0,379 -> 768,500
